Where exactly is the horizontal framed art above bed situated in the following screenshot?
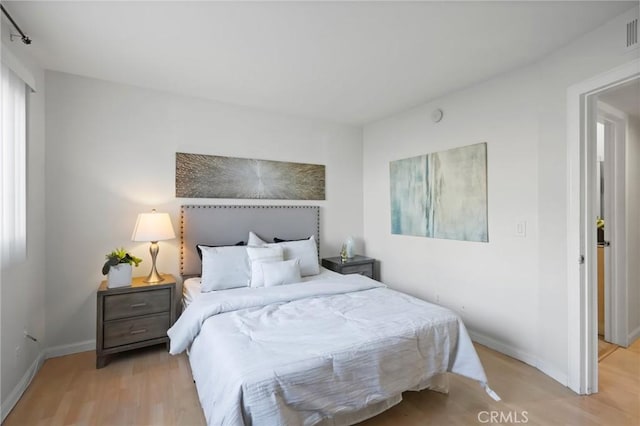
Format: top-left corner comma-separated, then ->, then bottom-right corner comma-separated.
180,205 -> 320,277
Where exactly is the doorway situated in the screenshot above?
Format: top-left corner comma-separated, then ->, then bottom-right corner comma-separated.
595,92 -> 632,360
567,59 -> 640,395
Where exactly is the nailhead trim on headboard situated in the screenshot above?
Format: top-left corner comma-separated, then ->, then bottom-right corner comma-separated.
180,205 -> 320,276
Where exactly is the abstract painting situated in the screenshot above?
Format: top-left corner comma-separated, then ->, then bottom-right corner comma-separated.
176,153 -> 325,200
390,142 -> 488,242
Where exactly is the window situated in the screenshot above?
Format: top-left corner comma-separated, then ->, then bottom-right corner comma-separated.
1,62 -> 27,267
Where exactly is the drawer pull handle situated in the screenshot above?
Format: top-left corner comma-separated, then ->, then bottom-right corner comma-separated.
130,329 -> 147,335
130,303 -> 147,308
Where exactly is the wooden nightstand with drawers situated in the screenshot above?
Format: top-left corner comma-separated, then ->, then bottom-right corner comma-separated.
321,255 -> 375,280
96,274 -> 176,368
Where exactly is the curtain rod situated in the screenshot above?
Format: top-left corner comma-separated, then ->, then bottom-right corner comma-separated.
1,4 -> 31,45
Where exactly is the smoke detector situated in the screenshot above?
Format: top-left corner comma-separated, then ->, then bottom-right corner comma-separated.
431,108 -> 444,123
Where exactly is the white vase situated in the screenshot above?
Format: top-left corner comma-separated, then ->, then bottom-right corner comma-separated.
108,263 -> 132,288
345,236 -> 355,259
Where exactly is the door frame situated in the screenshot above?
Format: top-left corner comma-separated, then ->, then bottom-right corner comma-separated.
567,58 -> 639,394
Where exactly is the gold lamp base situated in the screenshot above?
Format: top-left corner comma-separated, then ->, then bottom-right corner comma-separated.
144,241 -> 165,283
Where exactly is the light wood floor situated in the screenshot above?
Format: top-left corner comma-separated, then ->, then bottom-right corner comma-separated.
4,341 -> 639,425
598,337 -> 619,361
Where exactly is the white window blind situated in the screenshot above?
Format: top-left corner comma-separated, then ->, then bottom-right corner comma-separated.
1,62 -> 27,267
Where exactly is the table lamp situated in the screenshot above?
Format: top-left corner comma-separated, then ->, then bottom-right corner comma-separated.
131,209 -> 175,283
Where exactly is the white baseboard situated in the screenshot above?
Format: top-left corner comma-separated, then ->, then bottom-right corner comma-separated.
468,329 -> 568,387
45,339 -> 95,359
1,351 -> 45,423
468,329 -> 539,367
536,360 -> 569,387
628,324 -> 640,346
1,339 -> 96,421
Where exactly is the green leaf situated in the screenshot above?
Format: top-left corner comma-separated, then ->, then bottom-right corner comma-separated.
101,258 -> 118,275
102,247 -> 140,274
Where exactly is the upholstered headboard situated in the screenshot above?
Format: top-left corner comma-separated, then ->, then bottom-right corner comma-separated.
180,205 -> 320,277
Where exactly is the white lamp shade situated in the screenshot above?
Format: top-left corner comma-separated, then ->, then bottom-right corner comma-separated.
131,211 -> 176,242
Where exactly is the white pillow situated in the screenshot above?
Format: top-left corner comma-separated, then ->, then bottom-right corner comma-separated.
199,245 -> 249,292
248,231 -> 268,246
246,245 -> 284,287
262,258 -> 301,287
276,235 -> 320,276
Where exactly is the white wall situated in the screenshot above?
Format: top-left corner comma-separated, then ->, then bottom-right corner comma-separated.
44,71 -> 363,349
362,6 -> 639,385
0,43 -> 47,415
626,115 -> 640,343
363,61 -> 542,364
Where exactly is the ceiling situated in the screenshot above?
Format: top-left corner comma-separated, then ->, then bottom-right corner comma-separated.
2,1 -> 636,124
599,79 -> 640,118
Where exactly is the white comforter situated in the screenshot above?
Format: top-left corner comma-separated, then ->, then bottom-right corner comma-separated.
168,274 -> 497,426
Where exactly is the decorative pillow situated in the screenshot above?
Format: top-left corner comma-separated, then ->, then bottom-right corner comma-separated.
199,245 -> 250,292
273,236 -> 311,243
276,235 -> 320,277
246,245 -> 284,287
248,231 -> 268,246
196,241 -> 245,259
262,259 -> 301,287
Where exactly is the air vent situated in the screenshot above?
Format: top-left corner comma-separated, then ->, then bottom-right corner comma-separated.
627,18 -> 638,50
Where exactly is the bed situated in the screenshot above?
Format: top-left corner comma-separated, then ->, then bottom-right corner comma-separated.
168,205 -> 499,426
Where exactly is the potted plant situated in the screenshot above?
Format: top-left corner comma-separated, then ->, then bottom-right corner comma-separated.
102,248 -> 142,288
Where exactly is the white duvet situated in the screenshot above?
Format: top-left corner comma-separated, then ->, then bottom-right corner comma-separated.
168,274 -> 498,426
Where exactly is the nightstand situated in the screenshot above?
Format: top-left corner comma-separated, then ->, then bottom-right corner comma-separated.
96,274 -> 176,368
321,255 -> 375,279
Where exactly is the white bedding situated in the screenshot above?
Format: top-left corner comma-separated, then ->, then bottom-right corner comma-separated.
182,277 -> 202,308
169,273 -> 498,425
182,267 -> 345,309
